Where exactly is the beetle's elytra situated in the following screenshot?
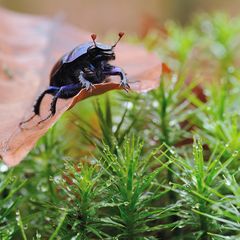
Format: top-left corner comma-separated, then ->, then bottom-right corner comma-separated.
20,32 -> 129,126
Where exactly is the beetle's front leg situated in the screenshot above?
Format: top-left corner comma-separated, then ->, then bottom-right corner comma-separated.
78,71 -> 95,90
104,66 -> 130,91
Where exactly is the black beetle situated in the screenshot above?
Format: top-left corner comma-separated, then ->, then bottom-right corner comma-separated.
20,32 -> 129,126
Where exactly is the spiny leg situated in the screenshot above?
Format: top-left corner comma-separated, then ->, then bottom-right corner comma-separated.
78,71 -> 95,90
37,83 -> 83,125
104,66 -> 130,91
34,86 -> 60,115
19,86 -> 59,127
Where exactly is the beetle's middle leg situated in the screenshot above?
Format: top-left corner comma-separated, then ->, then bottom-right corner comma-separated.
78,71 -> 95,90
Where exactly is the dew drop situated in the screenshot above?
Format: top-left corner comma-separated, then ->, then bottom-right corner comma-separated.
0,163 -> 8,172
225,178 -> 231,186
36,231 -> 41,239
152,100 -> 159,108
232,150 -> 238,157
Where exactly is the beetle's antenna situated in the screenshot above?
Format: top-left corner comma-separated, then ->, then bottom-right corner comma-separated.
112,32 -> 124,48
91,34 -> 97,47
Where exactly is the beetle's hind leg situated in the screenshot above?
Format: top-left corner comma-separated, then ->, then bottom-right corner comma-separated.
37,83 -> 82,125
33,87 -> 59,115
19,87 -> 59,127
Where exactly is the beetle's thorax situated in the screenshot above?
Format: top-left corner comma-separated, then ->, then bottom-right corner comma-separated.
87,44 -> 116,64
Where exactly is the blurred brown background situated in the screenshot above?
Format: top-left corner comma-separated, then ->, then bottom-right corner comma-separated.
0,0 -> 239,35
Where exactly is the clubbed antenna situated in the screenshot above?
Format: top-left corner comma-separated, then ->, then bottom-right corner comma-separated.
112,32 -> 125,48
91,34 -> 97,47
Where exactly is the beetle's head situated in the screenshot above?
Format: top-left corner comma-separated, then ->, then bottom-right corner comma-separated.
87,33 -> 124,62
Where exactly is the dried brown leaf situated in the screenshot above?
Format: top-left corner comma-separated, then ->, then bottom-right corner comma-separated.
0,8 -> 162,166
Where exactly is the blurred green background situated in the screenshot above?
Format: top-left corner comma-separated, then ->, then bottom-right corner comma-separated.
1,0 -> 239,35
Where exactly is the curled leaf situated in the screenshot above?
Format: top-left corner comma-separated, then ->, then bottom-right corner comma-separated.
0,7 -> 162,166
